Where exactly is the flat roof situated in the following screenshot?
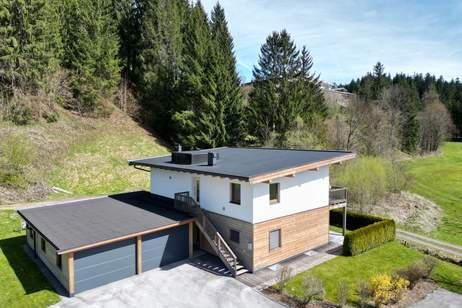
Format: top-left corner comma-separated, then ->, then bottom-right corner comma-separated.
18,191 -> 192,254
129,147 -> 355,183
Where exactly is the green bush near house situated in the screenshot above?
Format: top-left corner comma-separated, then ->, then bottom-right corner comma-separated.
330,210 -> 395,256
343,220 -> 396,256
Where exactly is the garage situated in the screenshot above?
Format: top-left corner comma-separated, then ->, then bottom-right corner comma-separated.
18,191 -> 194,296
142,224 -> 189,271
74,239 -> 137,293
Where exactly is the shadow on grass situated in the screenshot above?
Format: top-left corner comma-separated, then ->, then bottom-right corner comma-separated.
0,235 -> 56,295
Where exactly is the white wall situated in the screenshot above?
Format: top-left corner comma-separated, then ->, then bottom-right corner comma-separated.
150,168 -> 193,198
150,168 -> 254,222
150,166 -> 329,224
252,166 -> 329,223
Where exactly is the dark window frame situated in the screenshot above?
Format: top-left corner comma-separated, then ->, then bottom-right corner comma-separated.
230,182 -> 241,205
230,229 -> 240,243
269,229 -> 281,251
41,238 -> 46,253
56,253 -> 62,270
269,182 -> 280,204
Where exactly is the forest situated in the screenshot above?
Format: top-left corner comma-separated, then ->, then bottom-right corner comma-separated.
0,0 -> 459,156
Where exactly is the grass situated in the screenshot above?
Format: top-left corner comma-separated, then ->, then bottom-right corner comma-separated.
0,210 -> 60,307
284,242 -> 462,304
404,142 -> 462,246
47,117 -> 168,198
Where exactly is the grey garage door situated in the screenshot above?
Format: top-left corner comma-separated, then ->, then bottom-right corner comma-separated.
142,224 -> 189,271
74,238 -> 136,293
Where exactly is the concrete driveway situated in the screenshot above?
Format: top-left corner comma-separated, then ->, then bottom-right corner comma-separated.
411,288 -> 462,308
52,260 -> 283,308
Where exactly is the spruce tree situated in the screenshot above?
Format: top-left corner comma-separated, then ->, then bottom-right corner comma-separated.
0,0 -> 18,98
137,0 -> 188,136
210,3 -> 244,145
173,1 -> 219,149
61,0 -> 120,113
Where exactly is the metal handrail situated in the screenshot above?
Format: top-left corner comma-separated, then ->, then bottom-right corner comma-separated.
174,191 -> 238,274
329,186 -> 347,205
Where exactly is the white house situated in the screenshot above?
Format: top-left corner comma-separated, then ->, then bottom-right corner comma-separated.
18,146 -> 354,296
130,147 -> 355,273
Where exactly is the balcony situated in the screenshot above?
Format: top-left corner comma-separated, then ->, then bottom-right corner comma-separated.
329,186 -> 347,209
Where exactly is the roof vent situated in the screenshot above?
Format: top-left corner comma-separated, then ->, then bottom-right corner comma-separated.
171,152 -> 208,165
208,152 -> 219,166
177,144 -> 182,152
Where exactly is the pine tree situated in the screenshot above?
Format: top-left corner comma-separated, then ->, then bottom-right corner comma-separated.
371,61 -> 388,100
173,1 -> 220,149
137,0 -> 188,136
210,3 -> 244,145
61,0 -> 120,113
0,0 -> 18,98
249,30 -> 325,144
298,46 -> 327,122
0,0 -> 61,98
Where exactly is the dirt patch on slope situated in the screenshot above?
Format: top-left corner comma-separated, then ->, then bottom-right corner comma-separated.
362,192 -> 442,233
349,191 -> 442,233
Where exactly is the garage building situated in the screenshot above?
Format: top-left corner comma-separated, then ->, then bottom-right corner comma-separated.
18,191 -> 194,295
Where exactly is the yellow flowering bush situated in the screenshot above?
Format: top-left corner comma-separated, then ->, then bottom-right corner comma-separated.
369,273 -> 410,306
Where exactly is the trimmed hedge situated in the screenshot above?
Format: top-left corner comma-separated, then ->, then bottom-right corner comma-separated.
330,210 -> 396,256
343,219 -> 396,256
330,209 -> 383,230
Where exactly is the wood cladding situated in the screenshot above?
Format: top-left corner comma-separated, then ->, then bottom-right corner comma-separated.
253,206 -> 329,270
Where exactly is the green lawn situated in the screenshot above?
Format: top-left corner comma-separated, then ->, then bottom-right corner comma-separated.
0,210 -> 60,307
284,242 -> 462,304
404,142 -> 462,246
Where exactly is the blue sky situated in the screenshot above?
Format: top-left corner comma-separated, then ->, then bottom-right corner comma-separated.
202,0 -> 462,84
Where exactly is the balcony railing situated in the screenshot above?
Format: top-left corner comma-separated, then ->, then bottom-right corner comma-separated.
329,186 -> 347,206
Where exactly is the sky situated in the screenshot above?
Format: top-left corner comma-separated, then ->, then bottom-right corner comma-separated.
201,0 -> 462,84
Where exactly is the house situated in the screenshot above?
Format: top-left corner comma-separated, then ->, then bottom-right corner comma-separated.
18,147 -> 354,296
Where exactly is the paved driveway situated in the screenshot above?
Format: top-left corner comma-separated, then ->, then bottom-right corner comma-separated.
53,261 -> 283,308
411,288 -> 462,308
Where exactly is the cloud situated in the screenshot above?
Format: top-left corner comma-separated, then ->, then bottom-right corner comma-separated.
202,0 -> 462,83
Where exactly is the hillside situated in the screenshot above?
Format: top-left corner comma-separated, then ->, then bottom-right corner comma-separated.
404,142 -> 462,246
0,106 -> 168,205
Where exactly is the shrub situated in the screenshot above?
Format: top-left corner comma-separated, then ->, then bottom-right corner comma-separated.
336,280 -> 349,307
275,265 -> 292,294
0,133 -> 36,188
332,156 -> 412,210
343,219 -> 395,256
396,257 -> 437,287
299,275 -> 325,304
357,281 -> 372,308
369,273 -> 409,306
330,210 -> 382,231
4,96 -> 35,125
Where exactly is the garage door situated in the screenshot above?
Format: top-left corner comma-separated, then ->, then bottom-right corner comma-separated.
142,224 -> 189,271
74,239 -> 136,293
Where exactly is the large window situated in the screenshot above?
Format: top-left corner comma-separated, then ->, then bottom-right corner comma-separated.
230,229 -> 240,243
269,229 -> 281,251
269,183 -> 280,204
230,183 -> 241,205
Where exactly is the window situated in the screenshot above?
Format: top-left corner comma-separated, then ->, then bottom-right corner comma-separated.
28,227 -> 33,239
269,229 -> 281,251
230,183 -> 241,204
56,254 -> 62,270
269,183 -> 280,204
194,178 -> 200,202
230,229 -> 240,243
41,238 -> 46,252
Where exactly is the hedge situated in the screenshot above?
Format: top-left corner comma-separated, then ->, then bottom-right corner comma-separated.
329,210 -> 396,256
330,209 -> 383,230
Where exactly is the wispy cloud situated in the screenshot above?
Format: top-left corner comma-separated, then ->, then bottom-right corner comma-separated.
202,0 -> 462,83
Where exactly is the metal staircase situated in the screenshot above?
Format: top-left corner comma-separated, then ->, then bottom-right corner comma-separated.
174,192 -> 248,276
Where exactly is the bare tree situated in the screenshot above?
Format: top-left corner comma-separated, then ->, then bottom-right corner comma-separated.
275,265 -> 292,294
419,101 -> 452,152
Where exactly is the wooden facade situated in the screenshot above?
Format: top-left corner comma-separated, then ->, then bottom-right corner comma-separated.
252,206 -> 329,270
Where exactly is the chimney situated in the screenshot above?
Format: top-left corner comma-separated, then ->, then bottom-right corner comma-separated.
177,144 -> 182,152
208,152 -> 218,166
